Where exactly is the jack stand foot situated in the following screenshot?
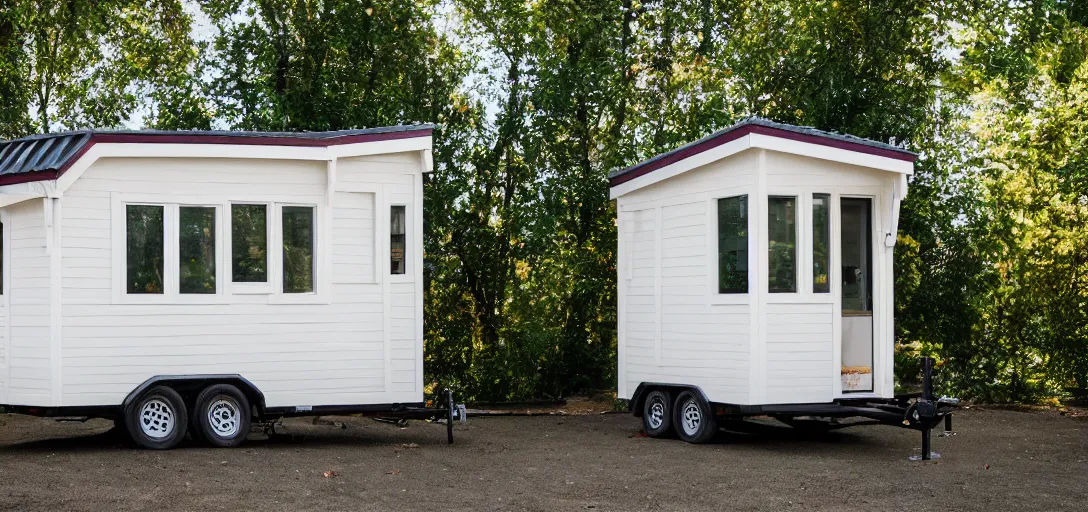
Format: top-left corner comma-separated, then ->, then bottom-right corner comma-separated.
909,452 -> 942,461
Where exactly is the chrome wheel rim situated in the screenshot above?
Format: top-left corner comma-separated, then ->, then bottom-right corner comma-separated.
681,399 -> 701,436
208,398 -> 241,438
647,397 -> 665,430
140,399 -> 175,439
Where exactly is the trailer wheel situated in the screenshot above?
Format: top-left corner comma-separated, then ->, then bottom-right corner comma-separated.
673,390 -> 718,444
642,389 -> 673,437
192,384 -> 251,448
126,386 -> 188,450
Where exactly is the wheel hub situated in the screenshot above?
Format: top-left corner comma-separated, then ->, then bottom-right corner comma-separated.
208,398 -> 241,437
140,399 -> 175,439
682,400 -> 701,435
647,399 -> 665,429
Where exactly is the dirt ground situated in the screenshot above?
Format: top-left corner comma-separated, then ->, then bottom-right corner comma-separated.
0,405 -> 1084,511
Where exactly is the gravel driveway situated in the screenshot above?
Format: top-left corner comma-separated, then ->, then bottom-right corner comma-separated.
0,407 -> 1084,511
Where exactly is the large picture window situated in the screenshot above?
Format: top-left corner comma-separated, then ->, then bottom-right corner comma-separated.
180,206 -> 216,294
390,205 -> 406,275
231,204 -> 267,283
282,206 -> 315,293
126,205 -> 165,294
768,196 -> 797,293
717,195 -> 748,293
812,194 -> 831,293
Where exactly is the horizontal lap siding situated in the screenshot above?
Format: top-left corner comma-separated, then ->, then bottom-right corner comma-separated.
620,151 -> 757,405
339,154 -> 420,397
763,302 -> 833,404
6,200 -> 51,405
57,155 -> 421,407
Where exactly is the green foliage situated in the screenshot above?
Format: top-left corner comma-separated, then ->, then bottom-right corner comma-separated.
2,0 -> 1087,404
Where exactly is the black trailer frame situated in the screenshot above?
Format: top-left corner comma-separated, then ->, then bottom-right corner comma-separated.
630,357 -> 958,459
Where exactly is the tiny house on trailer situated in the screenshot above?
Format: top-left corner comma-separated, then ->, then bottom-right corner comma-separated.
0,125 -> 463,449
612,118 -> 953,451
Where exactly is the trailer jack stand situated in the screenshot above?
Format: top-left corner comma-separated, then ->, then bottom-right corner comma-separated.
909,427 -> 941,461
938,414 -> 955,437
908,357 -> 944,461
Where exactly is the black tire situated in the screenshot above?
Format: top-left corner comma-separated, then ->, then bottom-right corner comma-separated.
641,389 -> 673,437
126,386 -> 188,450
673,390 -> 719,444
192,384 -> 251,448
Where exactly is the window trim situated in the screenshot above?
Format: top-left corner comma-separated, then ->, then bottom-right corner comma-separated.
111,194 -> 226,304
279,203 -> 318,295
812,193 -> 832,294
707,190 -> 753,305
767,195 -> 799,294
226,201 -> 274,295
387,201 -> 412,283
269,201 -> 325,304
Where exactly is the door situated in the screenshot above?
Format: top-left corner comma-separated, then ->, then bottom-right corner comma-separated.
840,198 -> 873,393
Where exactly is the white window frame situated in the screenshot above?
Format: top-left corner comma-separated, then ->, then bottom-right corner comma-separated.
273,202 -> 322,303
226,201 -> 274,295
111,194 -> 226,304
707,189 -> 753,305
767,194 -> 800,295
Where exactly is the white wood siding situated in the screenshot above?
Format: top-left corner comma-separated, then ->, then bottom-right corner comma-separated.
618,150 -> 757,404
52,152 -> 424,408
6,200 -> 51,405
763,303 -> 833,403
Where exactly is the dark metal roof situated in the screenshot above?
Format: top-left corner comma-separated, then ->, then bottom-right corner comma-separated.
609,117 -> 916,187
0,124 -> 434,186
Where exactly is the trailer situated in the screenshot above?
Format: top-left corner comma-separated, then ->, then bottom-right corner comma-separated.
610,118 -> 954,457
0,125 -> 464,449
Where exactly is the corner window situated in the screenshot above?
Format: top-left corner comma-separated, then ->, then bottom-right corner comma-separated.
179,206 -> 216,294
126,205 -> 165,294
231,204 -> 268,283
812,194 -> 831,293
0,219 -> 4,295
390,205 -> 406,275
282,206 -> 315,293
768,196 -> 797,293
717,195 -> 748,293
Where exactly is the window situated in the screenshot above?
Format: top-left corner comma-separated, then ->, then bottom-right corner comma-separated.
126,205 -> 165,294
231,204 -> 267,283
841,198 -> 873,312
812,194 -> 831,293
282,206 -> 315,293
179,206 -> 216,294
717,196 -> 748,293
390,205 -> 406,275
768,196 -> 797,293
0,219 -> 4,295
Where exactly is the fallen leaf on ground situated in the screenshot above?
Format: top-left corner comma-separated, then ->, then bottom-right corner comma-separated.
401,443 -> 420,449
388,469 -> 401,475
323,471 -> 338,478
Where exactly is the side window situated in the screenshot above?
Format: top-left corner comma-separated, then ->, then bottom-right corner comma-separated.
231,204 -> 267,283
179,206 -> 216,294
390,205 -> 406,275
126,205 -> 165,294
282,206 -> 315,293
717,195 -> 748,293
0,218 -> 4,295
812,194 -> 831,293
768,196 -> 797,293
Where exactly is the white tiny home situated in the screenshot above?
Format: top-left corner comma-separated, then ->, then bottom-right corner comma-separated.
0,126 -> 436,448
612,118 -> 916,443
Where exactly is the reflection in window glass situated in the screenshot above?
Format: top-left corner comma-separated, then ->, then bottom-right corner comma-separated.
126,205 -> 164,294
231,204 -> 267,283
282,206 -> 314,293
768,196 -> 797,293
812,194 -> 830,293
390,206 -> 406,275
717,196 -> 748,293
180,206 -> 216,294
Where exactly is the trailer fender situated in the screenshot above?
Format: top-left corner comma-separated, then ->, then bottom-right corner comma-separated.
629,382 -> 712,417
122,375 -> 266,417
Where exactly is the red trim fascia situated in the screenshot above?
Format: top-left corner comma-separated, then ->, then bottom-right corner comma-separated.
0,170 -> 59,187
13,127 -> 435,183
608,125 -> 916,188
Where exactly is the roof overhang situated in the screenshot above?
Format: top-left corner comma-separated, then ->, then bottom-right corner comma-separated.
609,123 -> 915,200
0,127 -> 433,199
